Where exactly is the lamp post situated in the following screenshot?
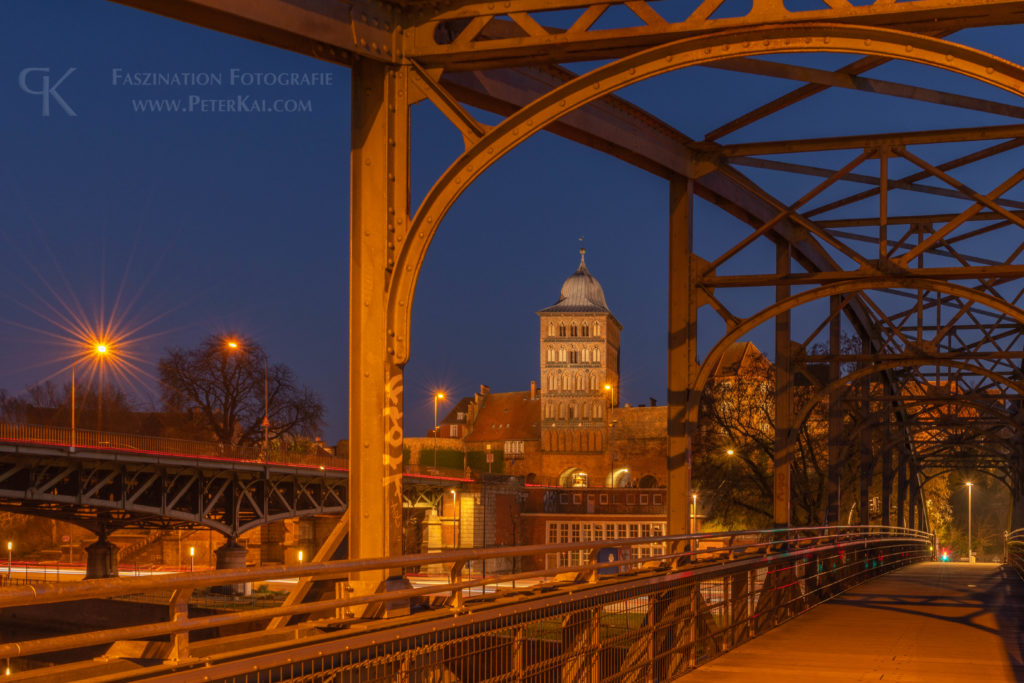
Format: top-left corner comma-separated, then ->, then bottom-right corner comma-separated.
691,493 -> 698,535
450,489 -> 460,550
189,546 -> 195,573
71,343 -> 109,452
225,339 -> 270,461
433,392 -> 446,469
966,481 -> 974,562
6,541 -> 10,581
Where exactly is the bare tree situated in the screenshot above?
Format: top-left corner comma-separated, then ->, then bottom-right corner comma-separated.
158,336 -> 323,446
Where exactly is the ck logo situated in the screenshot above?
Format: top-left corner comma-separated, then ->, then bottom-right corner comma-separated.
18,67 -> 77,117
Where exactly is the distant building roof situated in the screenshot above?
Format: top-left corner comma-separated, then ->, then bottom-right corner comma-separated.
709,341 -> 768,378
464,391 -> 541,443
439,397 -> 472,426
538,248 -> 611,314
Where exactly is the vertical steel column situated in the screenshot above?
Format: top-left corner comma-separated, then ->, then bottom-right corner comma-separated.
881,403 -> 893,526
826,296 -> 842,525
350,60 -> 410,579
897,446 -> 908,528
774,242 -> 792,528
667,176 -> 696,536
859,336 -> 872,526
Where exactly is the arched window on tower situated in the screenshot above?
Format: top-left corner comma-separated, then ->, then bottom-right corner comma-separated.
594,347 -> 601,362
582,403 -> 590,419
559,403 -> 566,419
547,347 -> 556,362
559,347 -> 567,362
570,323 -> 578,337
594,322 -> 601,336
581,323 -> 589,337
577,373 -> 586,390
569,349 -> 579,363
590,375 -> 598,390
596,403 -> 603,418
568,403 -> 576,419
548,321 -> 555,337
559,322 -> 566,336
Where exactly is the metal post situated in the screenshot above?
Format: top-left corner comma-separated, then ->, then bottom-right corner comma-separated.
71,362 -> 76,452
827,296 -> 841,525
6,542 -> 10,581
349,59 -> 410,584
967,482 -> 973,561
774,241 -> 792,528
667,175 -> 695,537
263,356 -> 270,460
860,335 -> 872,526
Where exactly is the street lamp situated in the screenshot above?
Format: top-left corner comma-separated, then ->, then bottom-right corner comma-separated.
691,493 -> 698,535
433,392 -> 446,469
966,481 -> 974,562
450,489 -> 460,550
6,541 -> 10,581
71,343 -> 110,452
297,549 -> 304,563
225,339 -> 271,460
189,546 -> 195,573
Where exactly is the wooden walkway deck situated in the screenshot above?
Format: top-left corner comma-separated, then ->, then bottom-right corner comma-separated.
683,561 -> 1024,682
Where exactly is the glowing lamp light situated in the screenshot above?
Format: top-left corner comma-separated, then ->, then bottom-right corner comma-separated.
189,547 -> 195,557
726,449 -> 735,456
297,550 -> 304,563
5,542 -> 10,551
95,344 -> 108,354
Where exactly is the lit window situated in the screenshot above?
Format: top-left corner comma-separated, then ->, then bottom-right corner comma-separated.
593,348 -> 600,362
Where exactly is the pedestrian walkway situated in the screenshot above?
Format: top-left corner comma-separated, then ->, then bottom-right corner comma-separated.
683,562 -> 1024,682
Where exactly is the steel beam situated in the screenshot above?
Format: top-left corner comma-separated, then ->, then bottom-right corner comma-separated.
350,61 -> 409,578
667,176 -> 695,537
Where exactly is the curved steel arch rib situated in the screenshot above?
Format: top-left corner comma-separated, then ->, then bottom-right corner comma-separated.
391,23 -> 1024,364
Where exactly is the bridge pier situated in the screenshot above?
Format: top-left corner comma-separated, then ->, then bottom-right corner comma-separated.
214,540 -> 250,595
84,537 -> 119,579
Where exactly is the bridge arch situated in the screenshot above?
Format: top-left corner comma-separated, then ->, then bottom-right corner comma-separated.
788,358 -> 1024,440
389,23 -> 1024,362
693,280 -> 1024,412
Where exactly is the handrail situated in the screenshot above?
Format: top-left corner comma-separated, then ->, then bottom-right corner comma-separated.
0,421 -> 337,469
0,524 -> 933,669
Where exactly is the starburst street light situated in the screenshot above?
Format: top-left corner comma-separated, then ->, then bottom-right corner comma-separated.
224,338 -> 270,459
71,342 -> 113,452
433,392 -> 447,469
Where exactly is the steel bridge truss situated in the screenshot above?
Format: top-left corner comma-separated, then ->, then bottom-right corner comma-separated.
0,445 -> 347,538
100,0 -> 1024,573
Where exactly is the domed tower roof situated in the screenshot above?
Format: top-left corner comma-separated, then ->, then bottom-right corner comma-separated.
539,247 -> 611,314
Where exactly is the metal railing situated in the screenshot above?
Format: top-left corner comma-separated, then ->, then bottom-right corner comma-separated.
0,525 -> 932,682
1005,528 -> 1024,575
0,421 -> 339,470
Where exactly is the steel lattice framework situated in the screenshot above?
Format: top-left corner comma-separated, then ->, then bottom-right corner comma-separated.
0,443 -> 348,537
104,0 -> 1024,587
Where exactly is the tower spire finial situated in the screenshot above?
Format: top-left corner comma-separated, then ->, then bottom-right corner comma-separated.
579,236 -> 586,264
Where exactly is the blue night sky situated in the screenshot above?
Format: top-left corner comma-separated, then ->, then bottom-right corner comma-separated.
2,1 -> 1023,440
